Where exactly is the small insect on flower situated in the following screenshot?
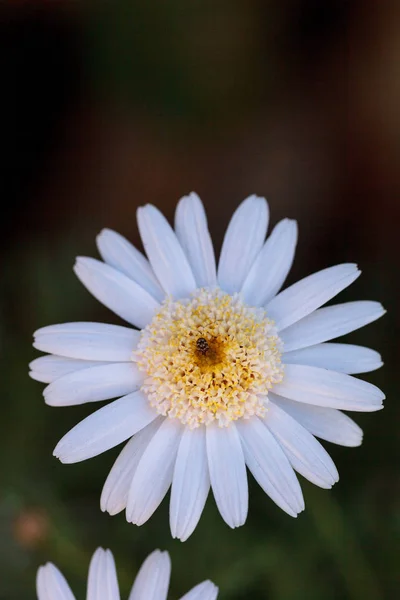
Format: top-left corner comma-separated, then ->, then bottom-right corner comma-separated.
196,337 -> 210,355
36,547 -> 218,600
30,192 -> 385,541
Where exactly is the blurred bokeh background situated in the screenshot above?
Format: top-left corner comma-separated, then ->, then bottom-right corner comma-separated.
1,0 -> 399,598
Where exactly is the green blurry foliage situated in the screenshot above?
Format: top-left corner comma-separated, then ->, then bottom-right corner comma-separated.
86,0 -> 269,123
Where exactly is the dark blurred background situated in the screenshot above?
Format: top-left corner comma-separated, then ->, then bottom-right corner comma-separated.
1,1 -> 399,598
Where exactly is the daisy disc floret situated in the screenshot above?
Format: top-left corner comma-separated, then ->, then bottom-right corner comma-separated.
30,192 -> 386,541
137,288 -> 283,428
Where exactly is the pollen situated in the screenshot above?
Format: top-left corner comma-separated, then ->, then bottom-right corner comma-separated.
135,288 -> 284,428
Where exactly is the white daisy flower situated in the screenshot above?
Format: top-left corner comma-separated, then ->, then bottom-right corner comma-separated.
36,547 -> 218,599
30,193 -> 385,540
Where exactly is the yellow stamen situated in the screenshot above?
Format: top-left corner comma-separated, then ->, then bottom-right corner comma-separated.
135,288 -> 284,428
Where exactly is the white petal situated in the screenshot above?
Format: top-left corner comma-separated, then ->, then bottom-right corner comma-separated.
170,426 -> 210,541
280,301 -> 386,352
179,581 -> 219,600
241,218 -> 298,306
273,364 -> 384,411
283,343 -> 383,374
126,418 -> 183,525
74,258 -> 159,329
270,394 -> 363,447
43,363 -> 144,406
265,401 -> 338,489
217,195 -> 269,294
54,391 -> 157,463
236,417 -> 304,517
137,204 -> 196,299
128,550 -> 171,600
265,264 -> 360,331
206,423 -> 248,528
174,192 -> 217,288
96,228 -> 164,302
29,356 -> 110,384
101,417 -> 163,516
86,548 -> 120,600
36,564 -> 76,600
33,322 -> 140,361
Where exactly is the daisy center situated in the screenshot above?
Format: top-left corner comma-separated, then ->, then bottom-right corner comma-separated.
135,288 -> 284,428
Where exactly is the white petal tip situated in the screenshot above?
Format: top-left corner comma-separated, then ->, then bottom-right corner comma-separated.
56,456 -> 73,464
43,390 -> 63,407
125,511 -> 147,527
191,581 -> 219,598
73,256 -> 93,273
247,194 -> 267,202
224,516 -> 247,530
102,504 -> 123,516
28,370 -> 41,382
44,397 -> 57,407
53,444 -> 71,463
350,435 -> 363,448
283,506 -> 301,518
243,194 -> 268,213
281,217 -> 297,228
179,191 -> 201,203
97,228 -> 113,239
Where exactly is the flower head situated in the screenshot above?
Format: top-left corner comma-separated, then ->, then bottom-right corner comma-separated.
30,193 -> 385,540
36,547 -> 218,599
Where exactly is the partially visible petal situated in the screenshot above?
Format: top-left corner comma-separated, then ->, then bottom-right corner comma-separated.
137,204 -> 196,299
283,343 -> 383,374
236,417 -> 304,517
86,548 -> 120,600
265,264 -> 360,331
54,392 -> 157,463
74,257 -> 159,329
280,301 -> 386,352
179,581 -> 219,600
128,550 -> 171,600
101,418 -> 163,516
217,196 -> 269,294
206,423 -> 248,528
273,364 -> 384,411
36,564 -> 76,600
270,394 -> 363,447
170,426 -> 210,541
174,192 -> 217,288
96,228 -> 164,301
126,418 -> 183,526
29,355 -> 110,384
241,218 -> 297,306
33,322 -> 140,361
43,363 -> 144,406
265,401 -> 339,489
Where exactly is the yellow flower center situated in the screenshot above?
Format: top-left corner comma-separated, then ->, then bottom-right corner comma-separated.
135,288 -> 284,428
